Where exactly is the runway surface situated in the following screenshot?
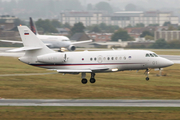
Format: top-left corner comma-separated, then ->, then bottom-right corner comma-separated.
0,99 -> 180,107
161,55 -> 180,64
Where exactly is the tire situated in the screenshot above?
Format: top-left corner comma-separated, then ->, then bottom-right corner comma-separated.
90,78 -> 96,83
146,77 -> 149,81
82,79 -> 88,84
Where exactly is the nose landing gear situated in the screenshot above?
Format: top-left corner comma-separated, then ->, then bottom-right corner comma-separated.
145,69 -> 150,81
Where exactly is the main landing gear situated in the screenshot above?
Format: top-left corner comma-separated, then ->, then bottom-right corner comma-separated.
81,73 -> 96,84
145,68 -> 150,81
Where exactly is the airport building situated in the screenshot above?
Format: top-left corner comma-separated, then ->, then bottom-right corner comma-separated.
60,11 -> 179,28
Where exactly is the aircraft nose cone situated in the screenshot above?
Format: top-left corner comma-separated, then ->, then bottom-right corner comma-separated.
161,58 -> 174,67
168,60 -> 174,66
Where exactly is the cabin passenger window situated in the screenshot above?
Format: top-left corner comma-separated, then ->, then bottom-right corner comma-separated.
119,57 -> 122,60
115,57 -> 118,60
124,57 -> 126,60
90,58 -> 93,61
111,57 -> 114,60
107,57 -> 110,60
94,58 -> 97,61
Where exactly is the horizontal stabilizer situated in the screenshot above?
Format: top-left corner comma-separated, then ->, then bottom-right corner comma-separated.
0,40 -> 23,44
8,47 -> 42,52
57,69 -> 92,73
0,40 -> 53,48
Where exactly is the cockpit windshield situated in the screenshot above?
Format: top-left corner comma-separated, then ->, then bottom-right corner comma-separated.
150,53 -> 154,57
146,53 -> 158,57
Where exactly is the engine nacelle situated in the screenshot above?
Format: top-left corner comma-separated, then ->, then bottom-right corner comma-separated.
37,53 -> 67,63
68,45 -> 76,51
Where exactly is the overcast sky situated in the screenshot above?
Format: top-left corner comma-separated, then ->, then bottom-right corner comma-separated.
80,0 -> 180,9
2,0 -> 180,9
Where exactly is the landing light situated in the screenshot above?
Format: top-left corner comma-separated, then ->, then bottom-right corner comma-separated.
60,47 -> 66,52
112,68 -> 118,72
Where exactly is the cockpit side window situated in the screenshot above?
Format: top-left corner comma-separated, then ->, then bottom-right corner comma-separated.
146,54 -> 150,57
153,53 -> 158,57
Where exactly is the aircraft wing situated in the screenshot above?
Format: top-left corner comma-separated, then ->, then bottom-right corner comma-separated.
90,42 -> 121,46
56,67 -> 109,73
0,40 -> 23,44
57,70 -> 92,73
71,40 -> 92,45
90,67 -> 109,71
44,43 -> 53,47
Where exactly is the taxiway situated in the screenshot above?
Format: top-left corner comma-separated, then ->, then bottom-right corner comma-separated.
0,99 -> 180,107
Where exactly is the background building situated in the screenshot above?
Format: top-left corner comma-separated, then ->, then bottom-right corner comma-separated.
155,31 -> 180,41
60,11 -> 179,28
0,15 -> 19,40
0,15 -> 17,31
88,33 -> 112,42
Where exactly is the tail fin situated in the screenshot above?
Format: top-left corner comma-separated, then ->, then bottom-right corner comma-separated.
18,26 -> 45,48
30,17 -> 38,35
9,26 -> 54,55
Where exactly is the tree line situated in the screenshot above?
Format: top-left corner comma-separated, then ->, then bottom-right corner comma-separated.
34,19 -> 131,41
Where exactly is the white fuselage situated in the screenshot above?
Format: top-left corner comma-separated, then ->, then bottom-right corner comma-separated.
21,50 -> 173,73
37,34 -> 71,48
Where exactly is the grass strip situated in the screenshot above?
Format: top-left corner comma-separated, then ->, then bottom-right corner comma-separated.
0,107 -> 180,120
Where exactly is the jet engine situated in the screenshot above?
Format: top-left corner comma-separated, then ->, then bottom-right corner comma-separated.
37,53 -> 67,63
68,45 -> 76,51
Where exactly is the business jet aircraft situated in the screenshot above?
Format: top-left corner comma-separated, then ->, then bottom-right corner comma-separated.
13,26 -> 174,84
0,17 -> 92,51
